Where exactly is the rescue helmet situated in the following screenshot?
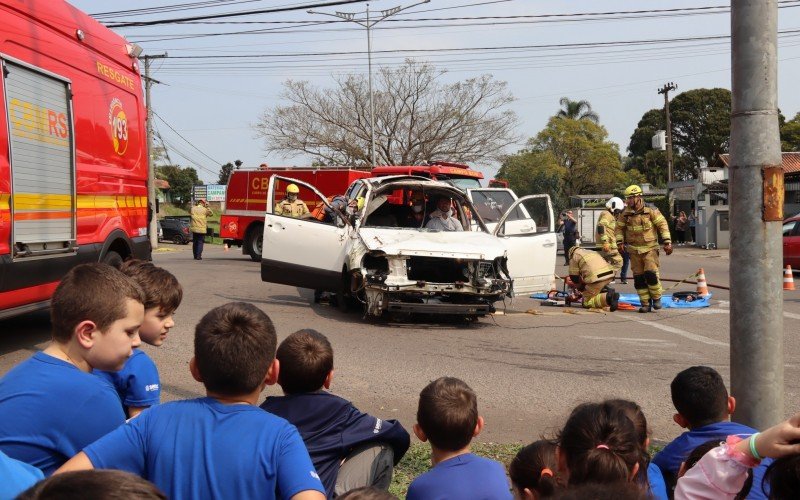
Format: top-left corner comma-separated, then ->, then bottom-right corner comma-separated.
606,196 -> 624,212
286,184 -> 300,194
568,245 -> 579,259
624,184 -> 643,197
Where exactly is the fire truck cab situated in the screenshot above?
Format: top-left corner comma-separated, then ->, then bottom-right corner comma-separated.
0,0 -> 150,319
370,161 -> 484,191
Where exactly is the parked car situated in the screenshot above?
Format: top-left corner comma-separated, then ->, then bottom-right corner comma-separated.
260,175 -> 557,320
158,218 -> 191,245
784,214 -> 800,269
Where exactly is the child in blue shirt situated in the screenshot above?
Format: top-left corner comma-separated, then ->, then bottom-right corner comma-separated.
261,329 -> 410,498
0,450 -> 44,498
57,302 -> 326,500
652,366 -> 769,500
0,263 -> 144,475
406,377 -> 511,500
95,260 -> 182,418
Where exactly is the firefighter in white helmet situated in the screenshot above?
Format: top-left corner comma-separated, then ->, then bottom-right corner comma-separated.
274,183 -> 311,219
596,196 -> 624,277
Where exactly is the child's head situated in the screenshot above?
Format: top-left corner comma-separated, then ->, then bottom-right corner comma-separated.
118,260 -> 182,346
557,402 -> 641,487
50,263 -> 145,371
509,440 -> 559,499
192,302 -> 277,397
764,455 -> 800,499
414,377 -> 482,452
670,366 -> 734,429
18,470 -> 165,499
603,400 -> 651,489
551,482 -> 647,500
276,329 -> 333,394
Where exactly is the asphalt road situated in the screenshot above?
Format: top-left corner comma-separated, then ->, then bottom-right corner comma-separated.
1,244 -> 798,447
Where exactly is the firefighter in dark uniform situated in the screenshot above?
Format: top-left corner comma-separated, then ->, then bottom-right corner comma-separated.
615,184 -> 673,313
567,246 -> 619,311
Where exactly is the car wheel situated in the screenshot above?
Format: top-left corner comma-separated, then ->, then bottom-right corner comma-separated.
102,250 -> 123,268
245,224 -> 263,262
173,235 -> 184,245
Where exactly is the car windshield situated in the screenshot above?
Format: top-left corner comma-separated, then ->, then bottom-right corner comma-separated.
360,183 -> 487,233
446,177 -> 482,190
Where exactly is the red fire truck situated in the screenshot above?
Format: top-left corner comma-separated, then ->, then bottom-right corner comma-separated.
221,167 -> 371,261
0,0 -> 150,319
370,161 -> 484,190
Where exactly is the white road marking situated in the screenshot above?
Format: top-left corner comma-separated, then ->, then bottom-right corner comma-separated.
581,336 -> 668,343
694,308 -> 800,320
629,317 -> 729,347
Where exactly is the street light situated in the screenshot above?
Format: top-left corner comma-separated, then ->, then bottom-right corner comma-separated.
308,0 -> 430,167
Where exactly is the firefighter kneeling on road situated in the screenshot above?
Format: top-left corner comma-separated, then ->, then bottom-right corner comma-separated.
615,184 -> 673,313
566,246 -> 619,311
274,183 -> 312,219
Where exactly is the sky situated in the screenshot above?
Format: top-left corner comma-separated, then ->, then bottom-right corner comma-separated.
69,0 -> 800,184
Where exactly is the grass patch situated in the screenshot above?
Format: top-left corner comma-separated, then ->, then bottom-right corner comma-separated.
389,442 -> 522,497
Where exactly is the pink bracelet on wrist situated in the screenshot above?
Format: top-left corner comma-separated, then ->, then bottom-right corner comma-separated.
724,435 -> 761,468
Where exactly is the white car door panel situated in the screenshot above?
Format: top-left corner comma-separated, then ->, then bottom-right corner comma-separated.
261,176 -> 349,291
493,194 -> 557,296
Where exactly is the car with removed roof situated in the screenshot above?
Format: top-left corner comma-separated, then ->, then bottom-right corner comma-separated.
260,175 -> 557,320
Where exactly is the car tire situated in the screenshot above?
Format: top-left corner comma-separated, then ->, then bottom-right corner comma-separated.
102,250 -> 123,268
245,224 -> 263,262
173,235 -> 184,245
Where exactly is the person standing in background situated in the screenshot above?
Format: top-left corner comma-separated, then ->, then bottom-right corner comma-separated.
190,199 -> 213,260
561,210 -> 578,266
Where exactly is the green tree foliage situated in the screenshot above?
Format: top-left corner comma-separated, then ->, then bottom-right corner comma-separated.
781,112 -> 800,151
217,162 -> 235,185
157,165 -> 201,207
556,97 -> 599,123
498,115 -> 625,206
669,88 -> 731,174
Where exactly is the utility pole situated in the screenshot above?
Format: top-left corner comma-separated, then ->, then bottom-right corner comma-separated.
730,0 -> 783,429
143,53 -> 167,250
657,82 -> 677,184
308,0 -> 430,167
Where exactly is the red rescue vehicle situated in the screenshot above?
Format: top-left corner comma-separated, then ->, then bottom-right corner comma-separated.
1,0 -> 150,319
221,167 -> 370,261
370,161 -> 484,190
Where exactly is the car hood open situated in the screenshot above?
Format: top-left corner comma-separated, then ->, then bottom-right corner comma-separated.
358,227 -> 507,259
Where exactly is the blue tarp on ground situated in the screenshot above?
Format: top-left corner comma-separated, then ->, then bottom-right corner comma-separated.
531,292 -> 712,308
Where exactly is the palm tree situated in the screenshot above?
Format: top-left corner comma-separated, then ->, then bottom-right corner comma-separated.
557,97 -> 599,123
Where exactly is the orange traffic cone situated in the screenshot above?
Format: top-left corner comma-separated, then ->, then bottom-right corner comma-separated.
696,268 -> 710,296
785,265 -> 796,291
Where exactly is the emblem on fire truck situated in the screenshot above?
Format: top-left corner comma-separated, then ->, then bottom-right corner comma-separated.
108,98 -> 129,155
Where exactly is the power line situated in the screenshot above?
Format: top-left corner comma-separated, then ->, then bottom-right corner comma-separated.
105,0 -> 369,28
153,110 -> 223,168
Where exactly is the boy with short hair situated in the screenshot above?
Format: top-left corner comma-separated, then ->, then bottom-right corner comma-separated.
0,263 -> 144,475
260,329 -> 409,499
95,260 -> 182,418
652,365 -> 769,499
406,377 -> 512,500
58,302 -> 326,500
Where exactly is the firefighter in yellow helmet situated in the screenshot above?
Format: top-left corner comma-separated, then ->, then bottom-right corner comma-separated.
596,196 -> 624,273
615,184 -> 673,313
567,246 -> 619,311
274,183 -> 311,219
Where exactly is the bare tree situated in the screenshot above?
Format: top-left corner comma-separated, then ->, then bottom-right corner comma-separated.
254,60 -> 520,166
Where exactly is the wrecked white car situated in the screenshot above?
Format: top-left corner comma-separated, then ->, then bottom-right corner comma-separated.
261,175 -> 557,319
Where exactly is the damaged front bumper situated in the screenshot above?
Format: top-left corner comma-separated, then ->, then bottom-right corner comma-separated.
357,254 -> 511,317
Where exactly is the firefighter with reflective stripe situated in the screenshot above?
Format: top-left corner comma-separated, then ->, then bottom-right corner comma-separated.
615,184 -> 673,313
596,196 -> 624,272
567,246 -> 619,311
274,183 -> 311,218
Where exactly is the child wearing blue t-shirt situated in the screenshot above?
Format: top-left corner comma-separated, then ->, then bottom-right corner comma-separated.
0,263 -> 145,475
652,366 -> 770,500
406,377 -> 511,500
57,302 -> 326,500
95,260 -> 182,418
261,329 -> 410,498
